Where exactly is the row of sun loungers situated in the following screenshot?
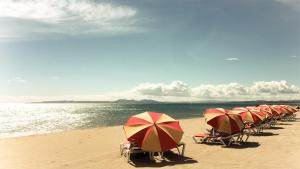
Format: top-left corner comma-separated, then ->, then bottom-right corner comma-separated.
120,105 -> 298,162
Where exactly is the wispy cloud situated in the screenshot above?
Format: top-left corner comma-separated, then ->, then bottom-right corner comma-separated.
274,0 -> 300,10
225,57 -> 239,61
50,76 -> 60,80
289,55 -> 297,58
0,0 -> 138,39
7,77 -> 27,84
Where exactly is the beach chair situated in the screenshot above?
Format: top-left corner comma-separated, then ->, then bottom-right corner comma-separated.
120,141 -> 186,162
239,123 -> 256,137
192,133 -> 235,146
120,142 -> 146,162
233,129 -> 250,143
281,113 -> 297,121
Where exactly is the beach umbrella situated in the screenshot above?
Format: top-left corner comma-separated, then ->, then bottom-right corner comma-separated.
259,105 -> 275,117
259,104 -> 281,117
270,105 -> 285,116
273,105 -> 289,115
280,105 -> 295,115
283,105 -> 296,112
290,106 -> 298,113
269,106 -> 281,116
289,106 -> 298,113
232,108 -> 264,124
204,108 -> 244,134
123,112 -> 183,152
246,106 -> 268,119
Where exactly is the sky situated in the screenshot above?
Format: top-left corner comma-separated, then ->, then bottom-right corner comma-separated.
0,0 -> 300,102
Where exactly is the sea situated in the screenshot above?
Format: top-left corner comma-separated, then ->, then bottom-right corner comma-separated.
0,101 -> 299,138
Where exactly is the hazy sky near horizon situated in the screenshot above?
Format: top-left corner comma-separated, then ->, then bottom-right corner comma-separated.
0,0 -> 300,102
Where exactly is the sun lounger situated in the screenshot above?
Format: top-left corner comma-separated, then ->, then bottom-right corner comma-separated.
120,141 -> 186,162
120,142 -> 146,162
192,133 -> 236,146
242,123 -> 259,135
281,113 -> 297,121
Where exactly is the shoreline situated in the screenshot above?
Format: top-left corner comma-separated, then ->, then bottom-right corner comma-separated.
0,116 -> 203,140
1,103 -> 298,140
1,114 -> 300,169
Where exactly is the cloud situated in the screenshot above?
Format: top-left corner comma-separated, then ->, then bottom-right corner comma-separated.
0,0 -> 138,39
2,80 -> 300,102
289,55 -> 297,58
0,0 -> 136,23
274,0 -> 300,10
7,77 -> 27,84
133,81 -> 191,97
50,76 -> 60,80
250,80 -> 300,95
132,80 -> 300,101
191,83 -> 248,98
225,57 -> 239,61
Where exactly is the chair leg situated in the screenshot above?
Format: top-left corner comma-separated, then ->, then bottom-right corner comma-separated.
120,143 -> 123,155
238,134 -> 244,143
181,143 -> 185,156
126,150 -> 131,162
149,152 -> 154,160
176,147 -> 180,154
245,133 -> 250,142
177,143 -> 185,156
220,139 -> 227,146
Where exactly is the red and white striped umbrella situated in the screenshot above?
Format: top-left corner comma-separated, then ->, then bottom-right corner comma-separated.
271,105 -> 285,116
246,106 -> 269,119
204,108 -> 244,134
280,105 -> 295,115
272,105 -> 289,115
259,105 -> 275,117
123,112 -> 184,152
269,106 -> 281,116
289,106 -> 298,113
232,107 -> 264,125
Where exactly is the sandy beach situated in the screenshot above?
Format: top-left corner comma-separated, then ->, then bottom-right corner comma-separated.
1,112 -> 299,169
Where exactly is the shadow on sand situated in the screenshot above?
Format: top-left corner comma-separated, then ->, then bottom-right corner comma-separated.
251,132 -> 279,136
224,142 -> 260,149
276,122 -> 292,125
129,151 -> 198,167
285,118 -> 300,122
264,126 -> 284,130
196,141 -> 260,149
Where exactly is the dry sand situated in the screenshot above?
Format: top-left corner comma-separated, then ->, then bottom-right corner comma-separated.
1,112 -> 300,169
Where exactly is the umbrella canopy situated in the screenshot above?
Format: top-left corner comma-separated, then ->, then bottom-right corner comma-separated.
290,106 -> 298,113
269,106 -> 281,116
289,106 -> 298,113
280,105 -> 295,115
123,112 -> 183,152
204,108 -> 244,134
259,105 -> 275,117
246,106 -> 268,119
272,105 -> 289,115
232,108 -> 264,124
270,105 -> 285,116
